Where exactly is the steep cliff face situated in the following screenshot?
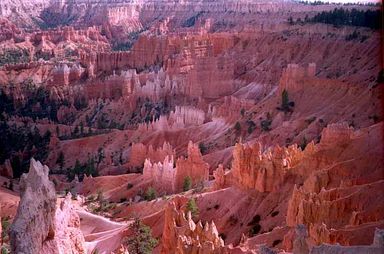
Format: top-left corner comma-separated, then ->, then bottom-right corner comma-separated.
285,122 -> 384,248
230,141 -> 314,193
175,141 -> 209,192
138,106 -> 206,132
9,159 -> 86,254
10,158 -> 57,253
131,141 -> 175,168
161,196 -> 225,254
143,156 -> 176,194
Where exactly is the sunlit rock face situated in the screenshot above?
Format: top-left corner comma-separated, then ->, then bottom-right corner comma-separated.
10,159 -> 57,253
161,196 -> 225,254
10,159 -> 86,254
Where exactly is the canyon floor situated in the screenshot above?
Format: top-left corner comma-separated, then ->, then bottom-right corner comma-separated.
0,0 -> 383,254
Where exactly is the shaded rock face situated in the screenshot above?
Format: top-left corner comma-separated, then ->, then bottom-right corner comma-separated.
131,141 -> 175,168
174,141 -> 209,192
230,141 -> 313,193
10,158 -> 57,254
293,226 -> 384,254
284,122 -> 384,248
46,194 -> 86,254
143,155 -> 176,194
142,141 -> 209,194
293,225 -> 310,254
10,158 -> 86,254
161,196 -> 225,254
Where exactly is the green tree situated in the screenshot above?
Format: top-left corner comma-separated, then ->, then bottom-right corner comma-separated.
377,69 -> 384,83
56,126 -> 60,137
234,121 -> 241,132
247,120 -> 256,134
74,125 -> 79,136
282,89 -> 289,110
288,16 -> 294,25
56,151 -> 65,169
80,122 -> 84,136
67,159 -> 82,181
85,157 -> 98,177
186,198 -> 199,218
123,218 -> 158,254
11,156 -> 22,179
183,176 -> 192,192
240,108 -> 245,117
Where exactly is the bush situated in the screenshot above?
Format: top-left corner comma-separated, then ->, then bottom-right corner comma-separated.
182,11 -> 204,27
1,216 -> 10,243
198,143 -> 208,155
247,120 -> 256,134
0,49 -> 30,67
144,187 -> 157,201
288,16 -> 294,25
300,137 -> 308,150
234,121 -> 241,132
345,30 -> 360,41
377,69 -> 384,83
260,118 -> 272,132
228,215 -> 238,226
248,214 -> 261,226
96,189 -> 106,210
272,239 -> 282,247
271,211 -> 279,217
249,224 -> 261,236
183,176 -> 192,191
186,198 -> 199,218
1,246 -> 9,254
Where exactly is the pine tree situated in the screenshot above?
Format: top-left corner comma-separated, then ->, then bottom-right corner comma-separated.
124,218 -> 158,254
281,89 -> 289,111
56,151 -> 65,169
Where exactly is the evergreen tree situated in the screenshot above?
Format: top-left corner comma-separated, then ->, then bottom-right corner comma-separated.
80,122 -> 84,136
234,122 -> 241,132
56,151 -> 65,169
281,89 -> 289,111
123,218 -> 158,254
56,126 -> 60,137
